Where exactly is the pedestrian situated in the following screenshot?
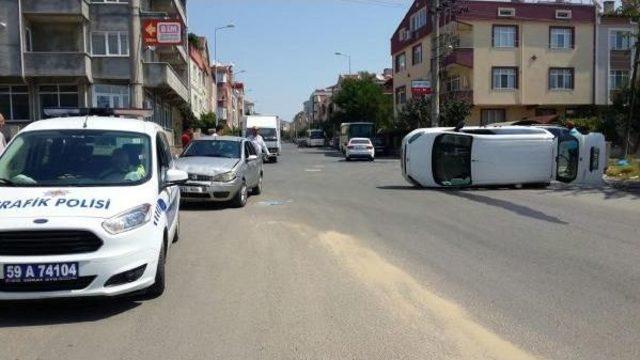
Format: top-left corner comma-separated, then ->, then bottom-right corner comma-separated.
181,126 -> 194,148
247,126 -> 270,156
215,124 -> 224,137
0,113 -> 7,154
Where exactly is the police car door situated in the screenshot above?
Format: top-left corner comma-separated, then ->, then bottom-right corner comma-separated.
156,133 -> 179,234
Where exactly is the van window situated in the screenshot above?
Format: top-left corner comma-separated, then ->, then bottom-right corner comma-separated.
589,147 -> 600,172
257,128 -> 277,141
432,134 -> 472,186
557,137 -> 579,182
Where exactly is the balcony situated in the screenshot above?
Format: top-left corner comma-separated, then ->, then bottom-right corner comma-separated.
217,108 -> 228,120
440,90 -> 473,104
24,52 -> 92,80
143,62 -> 189,103
149,0 -> 187,23
22,0 -> 89,22
443,48 -> 473,68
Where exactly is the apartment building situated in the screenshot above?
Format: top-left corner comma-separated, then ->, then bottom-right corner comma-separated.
233,81 -> 245,129
391,0 -> 604,125
595,1 -> 638,105
0,0 -> 190,142
189,36 -> 215,119
214,63 -> 235,128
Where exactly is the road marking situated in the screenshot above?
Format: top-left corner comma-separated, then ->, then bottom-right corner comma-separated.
304,169 -> 322,172
257,200 -> 293,206
317,230 -> 539,360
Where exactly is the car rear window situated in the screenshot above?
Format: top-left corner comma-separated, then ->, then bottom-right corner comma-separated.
350,140 -> 370,145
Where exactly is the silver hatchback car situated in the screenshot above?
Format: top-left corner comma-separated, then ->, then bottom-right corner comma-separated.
175,136 -> 263,207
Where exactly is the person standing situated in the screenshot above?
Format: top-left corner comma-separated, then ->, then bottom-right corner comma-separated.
0,113 -> 7,154
247,126 -> 270,156
181,126 -> 194,148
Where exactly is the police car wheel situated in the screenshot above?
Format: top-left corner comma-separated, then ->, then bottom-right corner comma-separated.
145,239 -> 167,298
232,181 -> 248,208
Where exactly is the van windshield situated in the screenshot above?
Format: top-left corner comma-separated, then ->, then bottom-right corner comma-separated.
258,128 -> 277,141
0,130 -> 151,187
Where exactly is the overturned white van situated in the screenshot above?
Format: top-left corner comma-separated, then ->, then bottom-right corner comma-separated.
401,126 -> 606,188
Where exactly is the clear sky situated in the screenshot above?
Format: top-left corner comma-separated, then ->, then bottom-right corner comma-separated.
187,0 -> 412,122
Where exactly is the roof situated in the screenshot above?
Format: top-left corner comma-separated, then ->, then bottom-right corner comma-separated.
20,117 -> 162,134
194,136 -> 245,142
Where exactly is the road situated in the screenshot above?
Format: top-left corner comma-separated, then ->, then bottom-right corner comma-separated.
1,143 -> 639,360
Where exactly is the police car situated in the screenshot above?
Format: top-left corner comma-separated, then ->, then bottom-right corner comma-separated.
0,109 -> 188,300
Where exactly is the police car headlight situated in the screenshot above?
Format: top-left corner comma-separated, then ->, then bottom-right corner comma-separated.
102,204 -> 152,234
212,171 -> 236,183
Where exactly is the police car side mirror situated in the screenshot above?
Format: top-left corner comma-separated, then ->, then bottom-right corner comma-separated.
246,155 -> 258,162
165,169 -> 188,186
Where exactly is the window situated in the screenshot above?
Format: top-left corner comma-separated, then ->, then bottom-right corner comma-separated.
549,27 -> 574,49
398,28 -> 408,41
446,75 -> 461,92
492,67 -> 518,90
395,86 -> 407,105
0,85 -> 30,121
610,70 -> 629,90
481,109 -> 506,125
555,10 -> 572,20
432,134 -> 472,186
91,32 -> 129,56
412,44 -> 422,65
590,147 -> 600,172
610,31 -> 631,50
498,8 -> 515,17
93,84 -> 130,108
557,136 -> 579,183
39,85 -> 78,117
395,52 -> 406,73
25,27 -> 32,52
92,0 -> 128,3
493,25 -> 518,48
410,8 -> 427,32
549,68 -> 574,90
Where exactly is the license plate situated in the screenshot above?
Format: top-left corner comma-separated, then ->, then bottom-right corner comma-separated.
356,146 -> 366,150
181,186 -> 203,193
2,263 -> 79,283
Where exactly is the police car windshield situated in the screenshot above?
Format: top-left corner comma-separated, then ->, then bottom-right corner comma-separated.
0,130 -> 152,187
182,140 -> 241,159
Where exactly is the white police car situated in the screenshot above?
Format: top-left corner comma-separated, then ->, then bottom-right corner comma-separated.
0,111 -> 187,300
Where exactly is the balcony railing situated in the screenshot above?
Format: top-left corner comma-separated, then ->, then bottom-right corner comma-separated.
440,90 -> 473,104
22,0 -> 89,21
24,52 -> 92,79
443,48 -> 473,68
143,62 -> 189,103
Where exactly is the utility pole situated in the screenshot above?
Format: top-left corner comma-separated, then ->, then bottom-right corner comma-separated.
130,0 -> 144,109
623,36 -> 639,157
430,0 -> 441,127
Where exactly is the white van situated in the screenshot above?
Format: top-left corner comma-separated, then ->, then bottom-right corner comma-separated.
0,113 -> 188,300
307,129 -> 325,147
244,115 -> 281,162
401,126 -> 606,188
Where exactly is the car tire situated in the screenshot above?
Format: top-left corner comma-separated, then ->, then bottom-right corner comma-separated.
145,238 -> 167,299
232,181 -> 248,208
272,156 -> 278,163
252,174 -> 263,195
345,156 -> 351,161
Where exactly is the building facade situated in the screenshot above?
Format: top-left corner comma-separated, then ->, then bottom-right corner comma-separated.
391,0 -> 634,125
0,0 -> 190,143
189,36 -> 215,119
214,63 -> 234,128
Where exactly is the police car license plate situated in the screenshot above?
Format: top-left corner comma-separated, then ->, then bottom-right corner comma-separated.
181,186 -> 203,193
2,263 -> 79,283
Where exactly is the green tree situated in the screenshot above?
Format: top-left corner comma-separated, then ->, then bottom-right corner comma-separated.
440,99 -> 472,127
396,96 -> 432,131
618,1 -> 639,154
200,111 -> 217,131
331,72 -> 393,130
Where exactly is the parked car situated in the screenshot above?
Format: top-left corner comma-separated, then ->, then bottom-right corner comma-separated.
345,138 -> 375,161
401,126 -> 606,188
0,113 -> 188,300
175,136 -> 263,207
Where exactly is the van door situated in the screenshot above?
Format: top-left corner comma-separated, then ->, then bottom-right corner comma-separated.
432,134 -> 473,186
574,133 -> 606,185
556,134 -> 579,183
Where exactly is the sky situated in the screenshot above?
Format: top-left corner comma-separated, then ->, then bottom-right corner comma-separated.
187,0 -> 412,122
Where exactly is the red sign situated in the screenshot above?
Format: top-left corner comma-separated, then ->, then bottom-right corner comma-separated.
411,80 -> 432,96
143,20 -> 182,46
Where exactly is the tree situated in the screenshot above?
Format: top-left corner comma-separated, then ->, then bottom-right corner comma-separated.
396,96 -> 432,131
619,0 -> 640,155
200,111 -> 217,131
440,99 -> 472,127
331,72 -> 393,131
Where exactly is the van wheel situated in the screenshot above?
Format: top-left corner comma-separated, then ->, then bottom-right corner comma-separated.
232,181 -> 248,208
252,175 -> 263,195
145,239 -> 167,299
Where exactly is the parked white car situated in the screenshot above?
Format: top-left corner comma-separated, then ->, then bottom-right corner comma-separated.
0,115 -> 187,300
401,126 -> 606,188
345,138 -> 375,161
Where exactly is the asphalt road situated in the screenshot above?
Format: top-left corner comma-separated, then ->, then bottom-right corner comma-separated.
1,143 -> 639,360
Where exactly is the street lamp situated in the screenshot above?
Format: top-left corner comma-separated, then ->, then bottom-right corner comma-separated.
214,24 -> 235,64
334,52 -> 352,75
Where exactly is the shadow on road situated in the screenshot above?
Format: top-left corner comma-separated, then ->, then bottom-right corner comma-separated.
180,202 -> 232,212
377,185 -> 422,190
0,298 -> 140,327
542,184 -> 640,200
